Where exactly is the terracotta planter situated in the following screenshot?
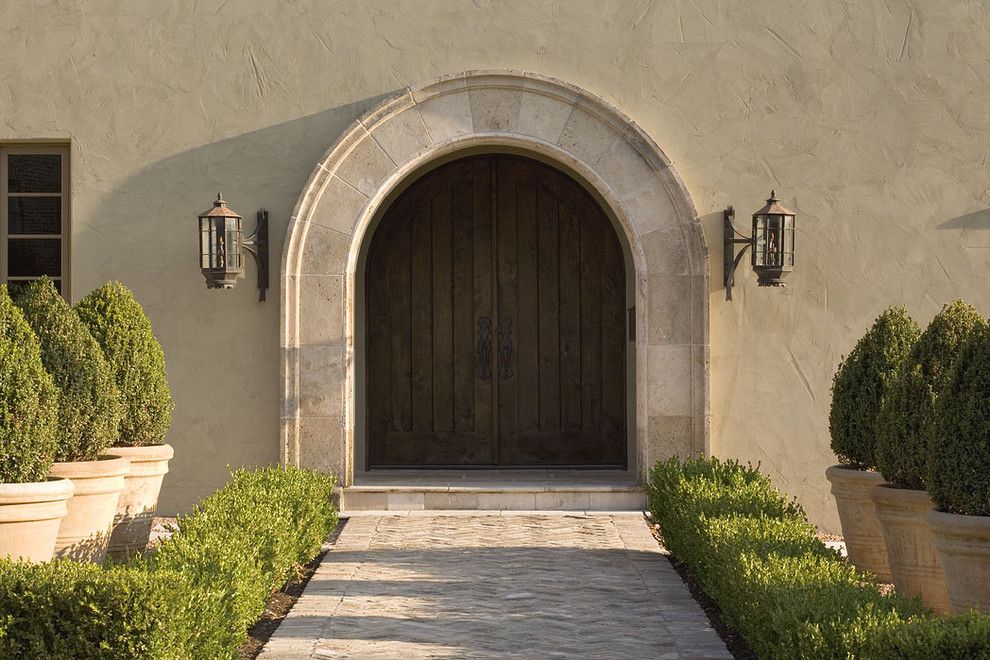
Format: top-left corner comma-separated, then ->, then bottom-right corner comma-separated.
49,455 -> 129,562
0,477 -> 75,562
871,485 -> 950,613
926,509 -> 990,614
107,443 -> 173,557
825,465 -> 892,581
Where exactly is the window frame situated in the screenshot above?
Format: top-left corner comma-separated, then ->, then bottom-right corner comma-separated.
0,144 -> 70,299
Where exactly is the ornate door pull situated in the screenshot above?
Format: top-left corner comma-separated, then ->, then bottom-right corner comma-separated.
476,316 -> 492,380
498,317 -> 513,379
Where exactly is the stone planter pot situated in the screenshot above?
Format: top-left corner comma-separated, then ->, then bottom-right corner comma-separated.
825,465 -> 892,581
107,443 -> 173,557
871,485 -> 950,613
49,455 -> 129,562
0,477 -> 75,562
926,509 -> 990,614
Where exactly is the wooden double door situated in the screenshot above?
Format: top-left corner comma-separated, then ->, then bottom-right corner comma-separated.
366,154 -> 626,468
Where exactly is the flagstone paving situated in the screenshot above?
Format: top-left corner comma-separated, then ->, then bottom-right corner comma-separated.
259,512 -> 731,659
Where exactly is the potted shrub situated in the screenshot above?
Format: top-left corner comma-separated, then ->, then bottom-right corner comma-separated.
926,321 -> 990,613
16,279 -> 129,562
827,306 -> 919,581
873,301 -> 984,613
76,282 -> 174,557
0,285 -> 73,562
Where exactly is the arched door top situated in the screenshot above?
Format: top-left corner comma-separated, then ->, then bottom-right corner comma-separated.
281,70 -> 709,487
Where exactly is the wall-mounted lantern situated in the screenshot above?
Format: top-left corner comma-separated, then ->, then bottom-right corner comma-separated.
723,190 -> 795,301
198,193 -> 269,301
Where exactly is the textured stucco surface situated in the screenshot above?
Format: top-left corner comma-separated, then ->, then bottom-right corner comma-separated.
1,1 -> 988,531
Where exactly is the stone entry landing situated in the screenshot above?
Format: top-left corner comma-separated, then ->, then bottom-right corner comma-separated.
341,470 -> 646,512
259,513 -> 730,659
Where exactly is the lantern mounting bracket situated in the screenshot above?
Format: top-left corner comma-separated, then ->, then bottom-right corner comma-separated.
723,205 -> 753,302
240,209 -> 269,302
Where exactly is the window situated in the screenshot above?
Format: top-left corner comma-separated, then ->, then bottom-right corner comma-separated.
0,146 -> 69,297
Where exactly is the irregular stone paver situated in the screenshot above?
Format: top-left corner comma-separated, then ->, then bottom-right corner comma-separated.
260,513 -> 731,659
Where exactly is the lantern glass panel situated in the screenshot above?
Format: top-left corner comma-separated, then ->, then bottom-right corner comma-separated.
783,217 -> 794,266
224,216 -> 241,269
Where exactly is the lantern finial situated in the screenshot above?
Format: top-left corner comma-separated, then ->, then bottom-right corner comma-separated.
215,192 -> 226,207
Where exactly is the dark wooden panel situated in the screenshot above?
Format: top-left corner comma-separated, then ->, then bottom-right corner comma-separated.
368,153 -> 625,468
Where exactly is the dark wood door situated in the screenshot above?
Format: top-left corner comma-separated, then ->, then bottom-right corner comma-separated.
366,155 -> 625,468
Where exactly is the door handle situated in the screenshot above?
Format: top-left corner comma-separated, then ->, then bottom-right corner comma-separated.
477,316 -> 492,380
498,317 -> 512,379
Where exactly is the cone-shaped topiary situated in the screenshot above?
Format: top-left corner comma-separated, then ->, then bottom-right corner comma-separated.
15,278 -> 123,462
876,301 -> 985,490
0,285 -> 59,483
75,282 -> 172,447
829,306 -> 920,470
929,323 -> 990,515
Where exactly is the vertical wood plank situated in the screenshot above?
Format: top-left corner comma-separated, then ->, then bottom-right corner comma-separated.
451,171 -> 474,433
515,172 -> 540,438
388,215 -> 412,434
472,159 -> 494,451
366,221 -> 391,460
580,205 -> 603,434
409,203 -> 433,433
536,179 -> 560,433
601,215 -> 626,464
496,157 -> 519,450
432,190 -> 454,433
558,193 -> 582,431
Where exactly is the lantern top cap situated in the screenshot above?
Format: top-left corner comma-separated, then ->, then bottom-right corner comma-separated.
753,189 -> 794,217
198,192 -> 243,219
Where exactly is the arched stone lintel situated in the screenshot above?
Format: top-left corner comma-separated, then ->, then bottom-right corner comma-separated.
281,70 -> 709,487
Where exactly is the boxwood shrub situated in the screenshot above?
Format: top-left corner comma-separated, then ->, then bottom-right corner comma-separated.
0,466 -> 338,659
75,282 -> 172,447
647,457 -> 921,659
15,278 -> 122,462
876,300 -> 985,489
829,306 -> 920,469
865,611 -> 990,660
929,321 -> 990,516
0,285 -> 59,483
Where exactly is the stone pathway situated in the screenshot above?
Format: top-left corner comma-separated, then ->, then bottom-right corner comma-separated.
260,512 -> 731,659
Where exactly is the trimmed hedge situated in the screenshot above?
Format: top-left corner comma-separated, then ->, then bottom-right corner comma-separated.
75,282 -> 172,447
0,285 -> 59,483
0,466 -> 338,659
865,611 -> 990,660
876,300 -> 985,489
15,278 -> 122,462
929,321 -> 990,516
829,306 -> 920,469
647,457 -> 920,659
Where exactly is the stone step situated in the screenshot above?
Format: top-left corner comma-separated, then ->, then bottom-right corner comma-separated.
340,485 -> 645,512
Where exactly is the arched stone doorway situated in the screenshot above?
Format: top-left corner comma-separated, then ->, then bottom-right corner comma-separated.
281,71 -> 708,492
365,153 -> 628,469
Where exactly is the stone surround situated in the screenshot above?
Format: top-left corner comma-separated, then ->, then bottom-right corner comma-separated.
281,70 -> 709,488
259,513 -> 731,659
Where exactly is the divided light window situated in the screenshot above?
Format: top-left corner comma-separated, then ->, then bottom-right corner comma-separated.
0,146 -> 69,298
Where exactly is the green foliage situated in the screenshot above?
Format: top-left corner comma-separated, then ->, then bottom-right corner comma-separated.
865,611 -> 990,660
830,307 -> 920,469
74,282 -> 172,447
647,457 -> 921,659
0,467 -> 338,659
0,286 -> 59,483
876,301 -> 985,489
14,278 -> 122,462
929,322 -> 990,515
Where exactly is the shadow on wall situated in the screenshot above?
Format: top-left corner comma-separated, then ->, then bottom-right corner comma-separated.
940,209 -> 990,230
82,93 -> 397,514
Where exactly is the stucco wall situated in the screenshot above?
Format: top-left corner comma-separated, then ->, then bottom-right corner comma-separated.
1,0 -> 987,531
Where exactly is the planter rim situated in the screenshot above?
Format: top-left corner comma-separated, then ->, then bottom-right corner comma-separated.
825,465 -> 885,483
0,475 -> 75,504
871,484 -> 933,505
49,454 -> 130,479
108,443 -> 174,461
925,508 -> 990,532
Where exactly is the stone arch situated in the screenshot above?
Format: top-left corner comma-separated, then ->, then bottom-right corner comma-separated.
281,70 -> 709,487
